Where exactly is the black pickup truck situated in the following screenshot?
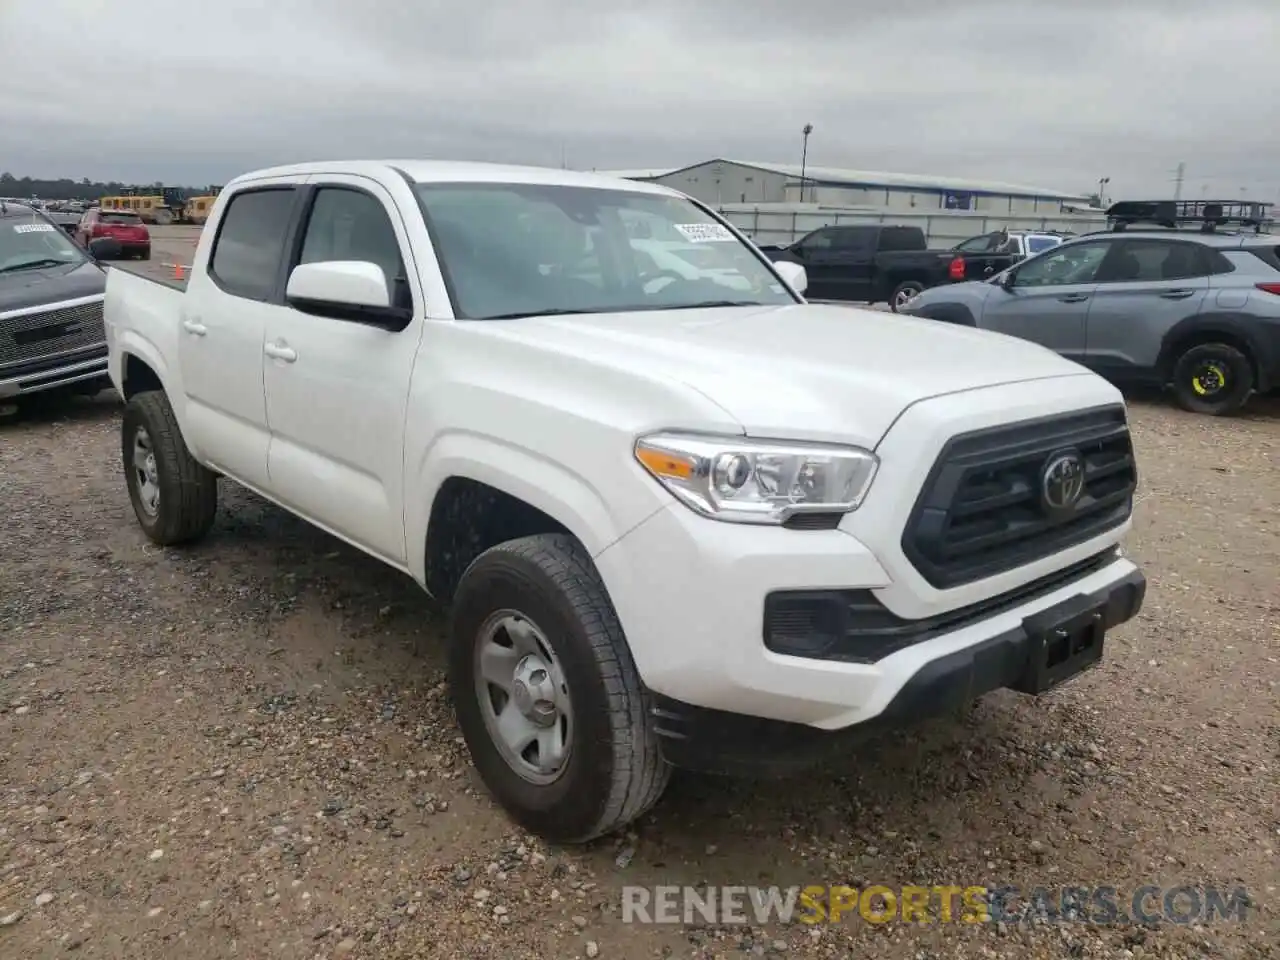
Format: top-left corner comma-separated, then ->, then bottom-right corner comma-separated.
759,225 -> 1064,311
758,224 -> 953,310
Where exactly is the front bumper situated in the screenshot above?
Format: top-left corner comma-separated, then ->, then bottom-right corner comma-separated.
650,564 -> 1144,776
0,345 -> 110,398
597,494 -> 1143,727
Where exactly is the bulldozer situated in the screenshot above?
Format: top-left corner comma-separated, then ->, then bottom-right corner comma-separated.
99,186 -> 221,225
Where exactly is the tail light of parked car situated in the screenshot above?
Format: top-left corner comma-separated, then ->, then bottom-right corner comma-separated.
1255,283 -> 1280,296
948,257 -> 965,280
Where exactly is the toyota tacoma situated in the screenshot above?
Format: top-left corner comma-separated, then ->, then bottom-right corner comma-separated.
104,161 -> 1146,842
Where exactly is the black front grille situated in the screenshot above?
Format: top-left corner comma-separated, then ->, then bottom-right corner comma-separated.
902,405 -> 1136,589
0,300 -> 106,372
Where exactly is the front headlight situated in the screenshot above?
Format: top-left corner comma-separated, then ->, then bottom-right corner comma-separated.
634,432 -> 879,525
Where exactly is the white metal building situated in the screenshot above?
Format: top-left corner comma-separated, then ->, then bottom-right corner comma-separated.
594,158 -> 1090,216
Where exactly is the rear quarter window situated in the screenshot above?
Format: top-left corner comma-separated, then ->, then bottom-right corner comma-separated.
1243,245 -> 1280,272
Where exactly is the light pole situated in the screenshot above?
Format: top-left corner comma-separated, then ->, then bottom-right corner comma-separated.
800,123 -> 813,204
1097,177 -> 1110,207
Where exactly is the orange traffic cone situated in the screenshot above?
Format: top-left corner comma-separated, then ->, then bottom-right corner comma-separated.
172,262 -> 185,280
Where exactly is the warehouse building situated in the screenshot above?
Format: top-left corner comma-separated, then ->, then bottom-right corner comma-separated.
595,158 -> 1090,216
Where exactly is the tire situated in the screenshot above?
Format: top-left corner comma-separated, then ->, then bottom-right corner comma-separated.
889,280 -> 925,313
121,391 -> 218,545
1170,342 -> 1253,416
140,248 -> 151,261
449,533 -> 670,843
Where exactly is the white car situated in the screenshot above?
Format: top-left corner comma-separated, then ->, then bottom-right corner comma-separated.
104,160 -> 1146,842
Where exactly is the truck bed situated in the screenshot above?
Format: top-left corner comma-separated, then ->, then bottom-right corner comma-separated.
103,263 -> 189,398
107,263 -> 188,292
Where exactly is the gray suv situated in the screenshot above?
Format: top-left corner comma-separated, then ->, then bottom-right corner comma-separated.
900,202 -> 1280,415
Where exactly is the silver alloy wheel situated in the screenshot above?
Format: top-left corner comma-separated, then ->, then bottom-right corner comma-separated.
894,285 -> 921,309
474,610 -> 573,785
132,426 -> 160,517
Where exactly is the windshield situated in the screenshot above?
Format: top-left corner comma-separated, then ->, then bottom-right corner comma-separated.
0,216 -> 87,272
100,212 -> 142,225
412,182 -> 797,319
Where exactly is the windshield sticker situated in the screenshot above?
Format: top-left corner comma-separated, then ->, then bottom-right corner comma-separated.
13,223 -> 57,234
673,223 -> 736,243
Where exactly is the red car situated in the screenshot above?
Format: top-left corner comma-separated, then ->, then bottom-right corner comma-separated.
77,208 -> 151,260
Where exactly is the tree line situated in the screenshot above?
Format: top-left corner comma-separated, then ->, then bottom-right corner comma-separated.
0,172 -> 219,201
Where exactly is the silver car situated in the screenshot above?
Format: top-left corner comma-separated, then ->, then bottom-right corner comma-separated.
901,216 -> 1280,415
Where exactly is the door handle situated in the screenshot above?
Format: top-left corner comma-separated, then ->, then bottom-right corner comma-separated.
1160,289 -> 1196,299
264,341 -> 297,363
181,319 -> 207,336
1057,293 -> 1090,303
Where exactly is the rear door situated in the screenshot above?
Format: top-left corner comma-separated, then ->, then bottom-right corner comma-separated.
261,175 -> 425,564
178,180 -> 304,489
978,239 -> 1113,364
1083,237 -> 1214,378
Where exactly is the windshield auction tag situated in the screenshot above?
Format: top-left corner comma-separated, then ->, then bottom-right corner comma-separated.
674,223 -> 735,243
13,223 -> 56,234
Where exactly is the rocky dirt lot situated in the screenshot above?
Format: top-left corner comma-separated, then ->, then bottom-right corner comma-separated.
2,390 -> 1277,960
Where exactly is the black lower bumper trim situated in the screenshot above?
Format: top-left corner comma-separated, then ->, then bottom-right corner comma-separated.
650,565 -> 1146,778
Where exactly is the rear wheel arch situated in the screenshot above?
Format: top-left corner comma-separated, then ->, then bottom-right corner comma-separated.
1157,316 -> 1262,387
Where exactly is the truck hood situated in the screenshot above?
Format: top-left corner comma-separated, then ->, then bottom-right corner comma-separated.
0,259 -> 106,315
484,302 -> 1094,447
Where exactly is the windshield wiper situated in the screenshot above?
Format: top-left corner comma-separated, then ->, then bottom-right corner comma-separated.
478,308 -> 602,321
477,300 -> 769,321
0,258 -> 69,274
677,299 -> 767,308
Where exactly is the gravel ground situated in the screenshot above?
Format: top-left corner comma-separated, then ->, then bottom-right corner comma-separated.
3,324 -> 1279,959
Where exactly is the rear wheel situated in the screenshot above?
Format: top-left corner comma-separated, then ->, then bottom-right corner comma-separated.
122,391 -> 218,544
1170,342 -> 1253,416
449,533 -> 670,842
890,280 -> 925,312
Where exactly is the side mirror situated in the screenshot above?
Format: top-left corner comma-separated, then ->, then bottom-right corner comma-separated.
774,260 -> 808,294
88,237 -> 121,260
998,270 -> 1017,291
286,261 -> 410,331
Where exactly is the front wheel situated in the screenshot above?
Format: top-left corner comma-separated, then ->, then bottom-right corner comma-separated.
449,533 -> 670,843
1170,343 -> 1253,416
122,391 -> 218,544
889,280 -> 925,312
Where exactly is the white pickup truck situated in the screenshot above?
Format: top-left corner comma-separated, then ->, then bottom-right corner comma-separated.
105,160 -> 1146,842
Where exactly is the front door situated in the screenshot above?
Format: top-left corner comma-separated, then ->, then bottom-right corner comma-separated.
178,182 -> 302,489
261,176 -> 425,565
788,228 -> 844,300
1084,238 -> 1212,380
979,239 -> 1113,364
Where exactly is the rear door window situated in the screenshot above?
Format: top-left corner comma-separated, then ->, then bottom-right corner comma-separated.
829,228 -> 875,253
209,188 -> 298,300
1096,239 -> 1212,283
877,226 -> 926,251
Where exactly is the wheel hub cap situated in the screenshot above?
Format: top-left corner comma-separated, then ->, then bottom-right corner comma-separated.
474,612 -> 572,784
132,427 -> 161,517
511,658 -> 558,726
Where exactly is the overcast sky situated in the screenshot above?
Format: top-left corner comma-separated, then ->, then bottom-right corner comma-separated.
2,0 -> 1277,200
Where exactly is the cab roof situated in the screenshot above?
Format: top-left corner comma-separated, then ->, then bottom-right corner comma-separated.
228,159 -> 684,197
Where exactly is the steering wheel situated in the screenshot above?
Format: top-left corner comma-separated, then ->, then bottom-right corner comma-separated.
642,270 -> 690,294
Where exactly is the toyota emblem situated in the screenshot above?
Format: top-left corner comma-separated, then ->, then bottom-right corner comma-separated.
1041,450 -> 1085,512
